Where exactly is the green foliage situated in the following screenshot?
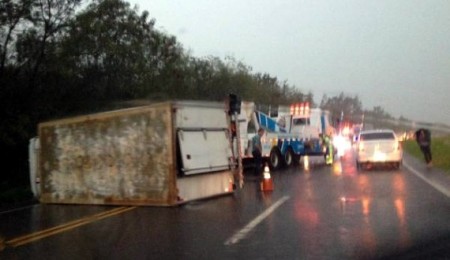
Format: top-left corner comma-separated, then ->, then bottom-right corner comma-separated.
0,0 -> 33,72
0,0 -> 312,191
403,140 -> 423,158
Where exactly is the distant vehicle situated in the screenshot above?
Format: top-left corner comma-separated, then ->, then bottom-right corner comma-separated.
355,129 -> 403,170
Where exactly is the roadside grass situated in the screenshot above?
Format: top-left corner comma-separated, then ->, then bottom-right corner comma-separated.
403,135 -> 450,174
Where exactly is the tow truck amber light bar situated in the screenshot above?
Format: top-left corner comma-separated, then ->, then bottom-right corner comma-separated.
290,102 -> 310,116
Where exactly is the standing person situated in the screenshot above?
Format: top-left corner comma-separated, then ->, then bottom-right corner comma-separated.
415,128 -> 432,167
252,128 -> 265,176
324,132 -> 334,165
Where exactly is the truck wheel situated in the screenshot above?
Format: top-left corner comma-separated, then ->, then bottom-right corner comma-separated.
284,148 -> 294,167
293,154 -> 301,165
269,149 -> 282,170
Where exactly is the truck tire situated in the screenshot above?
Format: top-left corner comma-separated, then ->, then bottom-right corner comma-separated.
293,154 -> 301,165
284,148 -> 294,167
269,148 -> 283,170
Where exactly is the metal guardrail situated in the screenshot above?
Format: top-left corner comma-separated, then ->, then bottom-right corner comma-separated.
363,116 -> 450,135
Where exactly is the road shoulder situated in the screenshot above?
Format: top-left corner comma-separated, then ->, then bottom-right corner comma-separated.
403,153 -> 450,198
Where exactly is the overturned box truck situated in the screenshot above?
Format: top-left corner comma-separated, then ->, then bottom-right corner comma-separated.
29,101 -> 236,206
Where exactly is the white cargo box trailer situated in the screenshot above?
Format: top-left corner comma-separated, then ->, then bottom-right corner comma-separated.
33,101 -> 235,206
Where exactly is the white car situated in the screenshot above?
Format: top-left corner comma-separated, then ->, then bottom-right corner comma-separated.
355,129 -> 403,170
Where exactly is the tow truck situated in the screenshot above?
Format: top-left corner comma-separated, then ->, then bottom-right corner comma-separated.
233,102 -> 336,170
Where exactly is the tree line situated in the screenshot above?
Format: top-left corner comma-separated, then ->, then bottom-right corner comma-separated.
1,0 -> 396,193
0,0 -> 315,190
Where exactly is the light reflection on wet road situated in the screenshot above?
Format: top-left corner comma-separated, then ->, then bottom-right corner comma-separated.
1,150 -> 450,259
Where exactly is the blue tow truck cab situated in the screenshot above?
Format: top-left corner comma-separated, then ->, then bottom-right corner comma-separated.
236,102 -> 336,170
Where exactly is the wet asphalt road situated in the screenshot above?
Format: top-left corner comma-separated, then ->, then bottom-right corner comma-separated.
1,150 -> 450,259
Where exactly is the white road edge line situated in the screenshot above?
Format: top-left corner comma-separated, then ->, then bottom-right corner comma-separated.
224,195 -> 290,246
403,162 -> 450,198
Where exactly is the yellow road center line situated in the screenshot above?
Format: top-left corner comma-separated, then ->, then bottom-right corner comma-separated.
6,206 -> 136,248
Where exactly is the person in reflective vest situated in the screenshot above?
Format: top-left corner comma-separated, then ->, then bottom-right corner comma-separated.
323,133 -> 333,165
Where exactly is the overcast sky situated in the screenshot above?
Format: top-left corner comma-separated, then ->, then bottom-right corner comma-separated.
129,0 -> 450,124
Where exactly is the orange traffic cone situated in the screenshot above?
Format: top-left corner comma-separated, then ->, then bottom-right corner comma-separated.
260,164 -> 274,191
226,178 -> 235,192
